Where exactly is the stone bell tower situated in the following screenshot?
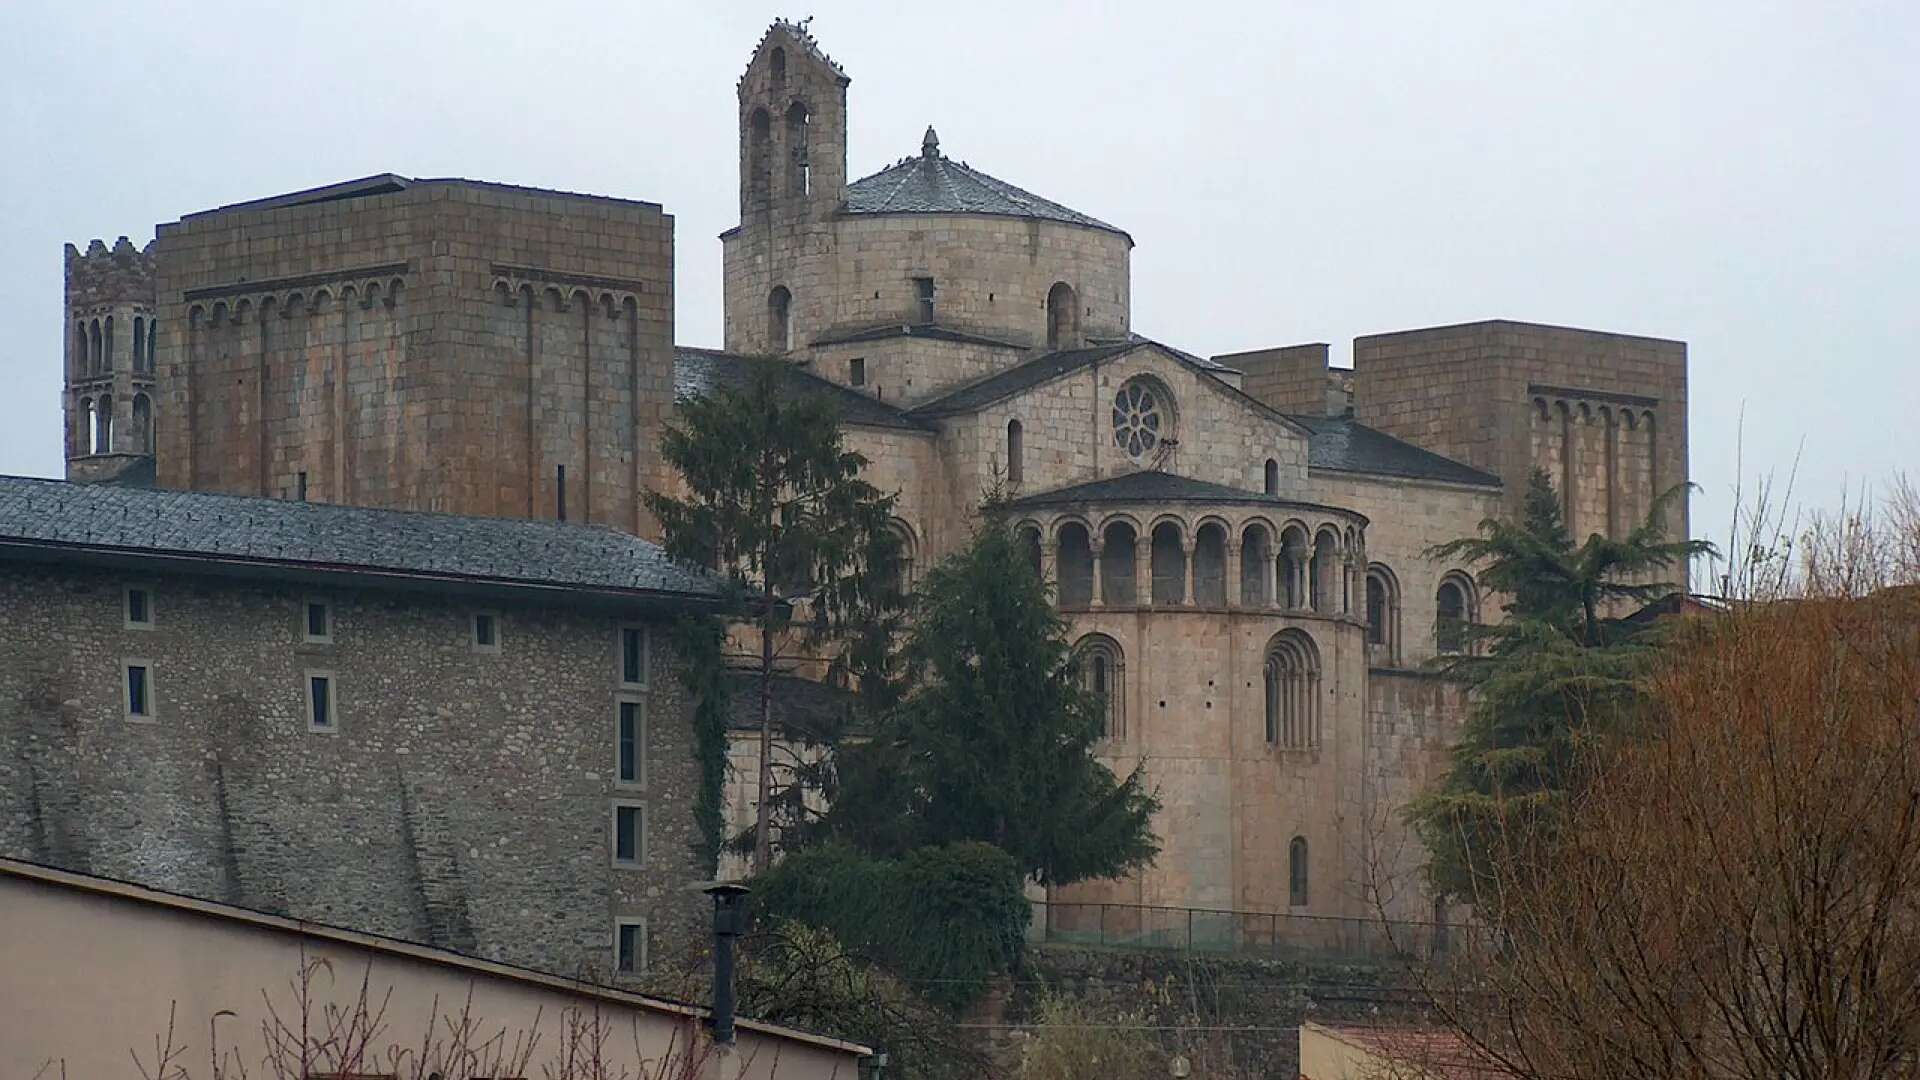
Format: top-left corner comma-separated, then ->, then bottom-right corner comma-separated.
64,236 -> 159,484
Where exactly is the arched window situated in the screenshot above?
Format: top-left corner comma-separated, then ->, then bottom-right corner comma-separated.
1101,521 -> 1138,605
1074,634 -> 1125,740
95,393 -> 113,455
1309,530 -> 1339,613
147,319 -> 157,372
1193,523 -> 1227,606
1264,458 -> 1279,495
1240,523 -> 1272,607
1018,525 -> 1044,581
1278,525 -> 1308,608
74,322 -> 88,377
1057,522 -> 1094,607
767,286 -> 792,352
880,521 -> 917,599
1150,522 -> 1185,605
1365,564 -> 1400,663
104,316 -> 115,372
1436,574 -> 1475,654
132,317 -> 145,372
89,319 -> 102,374
786,101 -> 811,196
1288,836 -> 1309,907
1263,629 -> 1321,749
132,393 -> 153,454
1006,419 -> 1024,484
748,108 -> 773,201
79,397 -> 94,454
770,45 -> 786,84
1046,282 -> 1078,349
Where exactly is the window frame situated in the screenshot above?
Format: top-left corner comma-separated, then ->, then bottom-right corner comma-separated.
124,585 -> 155,631
471,610 -> 502,654
306,670 -> 339,734
1288,835 -> 1310,908
913,276 -> 935,325
611,800 -> 646,867
303,597 -> 333,645
123,658 -> 156,722
618,624 -> 649,690
848,357 -> 866,387
613,916 -> 648,975
615,695 -> 646,789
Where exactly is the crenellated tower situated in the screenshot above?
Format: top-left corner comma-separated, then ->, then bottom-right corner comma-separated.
64,236 -> 159,484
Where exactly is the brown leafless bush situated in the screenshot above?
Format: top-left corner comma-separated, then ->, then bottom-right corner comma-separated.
101,952 -> 769,1080
1390,482 -> 1920,1079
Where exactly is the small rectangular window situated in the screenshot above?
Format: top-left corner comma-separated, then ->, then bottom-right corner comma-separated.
613,803 -> 643,865
307,672 -> 337,732
617,699 -> 643,786
614,918 -> 646,974
125,587 -> 153,630
472,611 -> 500,653
304,599 -> 332,643
914,277 -> 935,324
124,661 -> 154,720
619,626 -> 648,688
848,357 -> 866,386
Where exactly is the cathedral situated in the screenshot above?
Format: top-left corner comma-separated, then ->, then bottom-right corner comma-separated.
56,21 -> 1689,928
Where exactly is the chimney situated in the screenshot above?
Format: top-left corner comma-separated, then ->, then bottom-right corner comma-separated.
705,882 -> 751,1044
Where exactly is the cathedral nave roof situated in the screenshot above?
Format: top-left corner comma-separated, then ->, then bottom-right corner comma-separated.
1286,415 -> 1503,488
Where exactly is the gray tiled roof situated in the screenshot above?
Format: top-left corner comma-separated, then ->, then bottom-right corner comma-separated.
843,133 -> 1128,238
1288,415 -> 1502,488
0,475 -> 722,599
1007,472 -> 1358,520
908,343 -> 1141,418
810,323 -> 1022,350
674,347 -> 934,432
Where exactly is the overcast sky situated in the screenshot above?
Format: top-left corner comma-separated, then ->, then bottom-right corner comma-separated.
4,1 -> 1914,568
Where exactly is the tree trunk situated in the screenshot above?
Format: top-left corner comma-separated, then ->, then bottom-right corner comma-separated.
753,586 -> 776,876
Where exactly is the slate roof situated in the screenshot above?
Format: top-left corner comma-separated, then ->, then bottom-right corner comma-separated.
1288,415 -> 1502,488
0,475 -> 722,600
843,131 -> 1128,238
674,347 -> 933,432
908,343 -> 1141,418
1006,472 -> 1360,520
809,323 -> 1022,350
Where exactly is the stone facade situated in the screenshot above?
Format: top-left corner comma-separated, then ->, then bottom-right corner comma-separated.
64,237 -> 161,482
0,560 -> 703,982
50,20 -> 1691,932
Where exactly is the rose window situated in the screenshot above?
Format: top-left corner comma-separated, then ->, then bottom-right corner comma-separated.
1112,379 -> 1167,460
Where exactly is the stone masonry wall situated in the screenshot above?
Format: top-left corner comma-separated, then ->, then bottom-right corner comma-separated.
1353,320 -> 1688,555
1222,343 -> 1335,418
151,182 -> 674,534
0,563 -> 704,983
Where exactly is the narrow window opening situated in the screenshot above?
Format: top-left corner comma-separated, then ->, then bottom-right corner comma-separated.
614,804 -> 642,864
768,286 -> 792,352
617,700 -> 642,785
620,626 -> 647,687
125,587 -> 152,628
786,101 -> 811,197
1289,836 -> 1309,907
296,471 -> 308,501
1436,579 -> 1471,654
473,612 -> 498,651
308,674 -> 335,730
1006,419 -> 1024,484
914,277 -> 935,325
556,464 -> 567,521
125,662 -> 152,719
615,919 -> 645,974
1264,458 -> 1279,495
133,318 -> 145,370
304,600 -> 331,643
849,357 -> 866,386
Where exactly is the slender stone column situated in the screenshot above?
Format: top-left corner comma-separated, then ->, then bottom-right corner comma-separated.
1183,536 -> 1197,607
1134,533 -> 1151,608
1041,538 -> 1058,591
1089,538 -> 1105,609
1225,542 -> 1242,609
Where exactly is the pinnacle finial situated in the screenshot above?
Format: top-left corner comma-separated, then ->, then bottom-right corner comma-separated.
922,126 -> 940,159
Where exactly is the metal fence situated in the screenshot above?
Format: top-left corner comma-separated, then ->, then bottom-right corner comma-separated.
1031,900 -> 1448,964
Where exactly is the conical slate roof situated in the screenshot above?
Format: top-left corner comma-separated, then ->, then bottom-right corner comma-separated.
842,128 -> 1127,238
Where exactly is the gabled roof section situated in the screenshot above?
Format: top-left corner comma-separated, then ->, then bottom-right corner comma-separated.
1288,415 -> 1502,488
908,343 -> 1140,418
188,174 -> 664,220
810,323 -> 1024,350
742,18 -> 848,86
844,130 -> 1129,239
1006,471 -> 1362,520
0,475 -> 722,601
674,347 -> 934,433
